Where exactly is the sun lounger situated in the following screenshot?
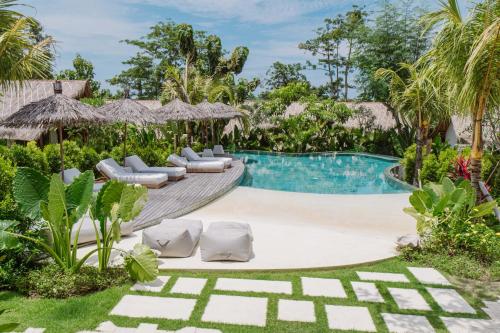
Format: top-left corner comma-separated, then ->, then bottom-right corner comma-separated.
167,154 -> 225,173
181,147 -> 232,168
200,221 -> 254,262
142,219 -> 203,257
125,155 -> 186,181
96,158 -> 168,188
61,168 -> 104,192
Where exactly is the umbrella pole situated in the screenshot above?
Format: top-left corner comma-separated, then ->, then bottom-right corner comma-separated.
210,120 -> 215,146
123,122 -> 128,164
59,121 -> 65,180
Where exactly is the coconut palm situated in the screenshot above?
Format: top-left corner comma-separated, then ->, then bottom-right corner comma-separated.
376,62 -> 447,186
420,0 -> 499,200
0,0 -> 53,90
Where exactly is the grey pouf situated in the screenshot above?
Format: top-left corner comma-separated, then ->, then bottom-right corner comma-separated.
200,222 -> 253,262
142,219 -> 203,257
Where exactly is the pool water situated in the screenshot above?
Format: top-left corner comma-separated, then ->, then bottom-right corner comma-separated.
234,151 -> 408,194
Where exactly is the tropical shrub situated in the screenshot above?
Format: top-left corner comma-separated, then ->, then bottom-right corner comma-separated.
10,142 -> 48,175
18,264 -> 130,298
482,152 -> 500,198
79,146 -> 100,174
404,177 -> 499,262
43,141 -> 84,174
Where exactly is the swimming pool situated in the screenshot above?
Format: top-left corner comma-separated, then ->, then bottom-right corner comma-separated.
234,151 -> 409,194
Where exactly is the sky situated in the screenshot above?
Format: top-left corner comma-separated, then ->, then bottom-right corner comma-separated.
21,0 -> 469,96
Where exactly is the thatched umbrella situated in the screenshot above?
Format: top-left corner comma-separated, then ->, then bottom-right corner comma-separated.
155,99 -> 209,146
98,91 -> 159,163
0,81 -> 107,178
196,101 -> 242,145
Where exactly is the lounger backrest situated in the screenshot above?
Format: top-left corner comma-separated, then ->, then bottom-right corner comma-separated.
125,155 -> 148,172
181,147 -> 201,161
97,158 -> 127,178
168,154 -> 188,167
61,168 -> 81,184
202,149 -> 214,157
213,145 -> 225,155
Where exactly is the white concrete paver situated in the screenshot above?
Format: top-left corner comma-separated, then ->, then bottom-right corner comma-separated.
301,277 -> 347,298
426,288 -> 475,314
441,317 -> 500,333
130,276 -> 170,292
407,267 -> 451,286
357,271 -> 410,283
201,294 -> 268,327
277,299 -> 316,322
388,288 -> 431,311
23,329 -> 46,333
171,278 -> 208,295
351,281 -> 385,303
382,313 -> 435,333
110,295 -> 196,320
483,300 -> 500,320
214,278 -> 292,294
325,305 -> 376,332
77,321 -> 222,333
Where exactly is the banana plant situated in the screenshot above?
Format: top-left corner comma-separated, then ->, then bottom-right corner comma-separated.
89,180 -> 158,281
0,167 -> 95,272
404,177 -> 497,234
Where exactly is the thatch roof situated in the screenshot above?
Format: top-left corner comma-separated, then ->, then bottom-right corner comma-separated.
0,80 -> 91,140
99,99 -> 158,125
1,94 -> 107,128
135,99 -> 162,110
155,99 -> 209,122
196,101 -> 242,119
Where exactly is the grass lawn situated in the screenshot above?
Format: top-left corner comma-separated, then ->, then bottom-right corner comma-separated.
1,257 -> 498,333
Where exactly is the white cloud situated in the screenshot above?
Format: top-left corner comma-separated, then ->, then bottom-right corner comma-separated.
131,0 -> 345,24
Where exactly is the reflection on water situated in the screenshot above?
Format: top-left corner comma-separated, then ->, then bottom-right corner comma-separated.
235,152 -> 407,195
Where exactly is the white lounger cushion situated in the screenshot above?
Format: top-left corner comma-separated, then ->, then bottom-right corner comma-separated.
97,158 -> 168,186
168,154 -> 224,173
200,221 -> 253,262
61,168 -> 104,192
182,147 -> 232,168
125,155 -> 186,179
142,219 -> 203,257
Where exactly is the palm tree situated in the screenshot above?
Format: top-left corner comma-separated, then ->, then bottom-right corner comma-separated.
0,0 -> 53,90
420,0 -> 499,200
376,62 -> 446,186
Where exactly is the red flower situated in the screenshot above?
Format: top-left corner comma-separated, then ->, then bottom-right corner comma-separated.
452,156 -> 471,180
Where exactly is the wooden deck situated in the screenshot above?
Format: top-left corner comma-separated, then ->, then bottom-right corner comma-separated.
133,160 -> 245,230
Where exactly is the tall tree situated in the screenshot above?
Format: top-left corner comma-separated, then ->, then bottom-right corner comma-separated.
341,6 -> 367,100
265,62 -> 306,89
355,1 -> 429,102
57,54 -> 100,95
299,17 -> 343,98
0,0 -> 53,90
376,63 -> 446,186
421,0 -> 500,200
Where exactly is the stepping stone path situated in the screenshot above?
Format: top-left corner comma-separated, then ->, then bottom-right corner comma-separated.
110,295 -> 197,320
201,294 -> 268,327
171,277 -> 207,295
382,313 -> 435,333
388,288 -> 431,311
214,277 -> 292,294
301,277 -> 347,298
357,271 -> 410,283
351,281 -> 385,303
325,305 -> 376,332
89,268 -> 500,332
426,287 -> 476,314
407,267 -> 451,286
131,276 -> 170,292
277,299 -> 316,322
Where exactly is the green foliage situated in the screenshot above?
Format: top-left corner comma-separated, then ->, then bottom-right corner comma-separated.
7,168 -> 95,272
404,177 -> 499,262
90,180 -> 157,281
482,152 -> 500,198
18,263 -> 129,298
80,146 -> 100,174
43,141 -> 84,174
10,142 -> 48,174
266,82 -> 312,105
264,62 -> 307,90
